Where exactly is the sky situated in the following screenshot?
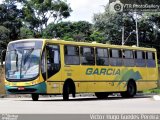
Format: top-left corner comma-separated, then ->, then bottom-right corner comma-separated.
66,0 -> 109,23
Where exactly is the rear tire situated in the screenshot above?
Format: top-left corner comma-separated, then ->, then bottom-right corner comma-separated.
121,81 -> 136,98
32,94 -> 39,101
95,92 -> 109,99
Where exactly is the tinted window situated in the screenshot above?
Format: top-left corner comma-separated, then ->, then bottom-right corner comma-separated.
110,49 -> 122,66
146,52 -> 156,67
81,47 -> 95,65
147,52 -> 155,60
96,48 -> 109,66
111,49 -> 121,58
64,45 -> 80,65
123,50 -> 135,67
123,50 -> 134,59
46,45 -> 60,78
41,49 -> 46,80
135,51 -> 146,67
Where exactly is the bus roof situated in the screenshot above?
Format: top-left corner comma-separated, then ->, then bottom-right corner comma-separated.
9,39 -> 156,52
8,39 -> 44,44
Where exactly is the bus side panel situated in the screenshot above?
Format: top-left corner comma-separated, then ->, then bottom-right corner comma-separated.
136,67 -> 158,91
81,66 -> 95,92
94,66 -> 124,92
88,66 -> 149,93
137,82 -> 157,91
61,65 -> 95,93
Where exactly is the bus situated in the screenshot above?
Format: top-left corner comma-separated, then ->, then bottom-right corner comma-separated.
4,39 -> 159,101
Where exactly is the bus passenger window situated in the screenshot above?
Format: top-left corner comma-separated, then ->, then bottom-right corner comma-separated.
46,45 -> 60,78
96,48 -> 109,66
123,50 -> 135,67
110,49 -> 122,66
81,47 -> 95,65
64,45 -> 80,65
146,52 -> 156,67
135,51 -> 146,67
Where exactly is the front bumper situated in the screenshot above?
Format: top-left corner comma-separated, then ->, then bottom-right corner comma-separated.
5,82 -> 46,94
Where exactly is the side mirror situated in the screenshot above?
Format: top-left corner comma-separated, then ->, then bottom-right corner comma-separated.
1,50 -> 6,68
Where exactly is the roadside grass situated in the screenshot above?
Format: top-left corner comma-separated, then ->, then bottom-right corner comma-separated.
143,88 -> 160,94
0,66 -> 5,95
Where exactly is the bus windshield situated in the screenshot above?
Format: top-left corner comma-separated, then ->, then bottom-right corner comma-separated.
5,41 -> 42,81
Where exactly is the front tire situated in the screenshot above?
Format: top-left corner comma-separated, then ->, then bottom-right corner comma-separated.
32,94 -> 39,101
121,81 -> 136,98
95,92 -> 109,99
63,83 -> 70,101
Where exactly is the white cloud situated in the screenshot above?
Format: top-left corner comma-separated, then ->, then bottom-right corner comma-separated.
66,0 -> 109,23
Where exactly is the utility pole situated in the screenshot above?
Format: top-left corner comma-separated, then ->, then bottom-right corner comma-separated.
122,26 -> 124,46
135,12 -> 139,47
122,13 -> 124,46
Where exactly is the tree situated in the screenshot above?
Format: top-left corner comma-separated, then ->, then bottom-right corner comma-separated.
43,21 -> 92,41
93,5 -> 160,60
93,7 -> 140,45
72,21 -> 92,41
143,13 -> 160,59
90,31 -> 106,43
0,26 -> 10,49
0,2 -> 23,41
20,27 -> 34,39
22,0 -> 72,35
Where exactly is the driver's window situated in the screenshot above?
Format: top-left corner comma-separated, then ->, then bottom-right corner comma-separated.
46,44 -> 60,78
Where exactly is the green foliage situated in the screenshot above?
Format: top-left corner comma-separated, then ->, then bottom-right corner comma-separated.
93,9 -> 139,45
20,27 -> 34,39
63,36 -> 74,41
90,31 -> 106,43
0,0 -> 160,61
93,5 -> 160,59
144,88 -> 160,94
22,0 -> 72,34
0,26 -> 10,49
43,21 -> 92,41
0,2 -> 23,49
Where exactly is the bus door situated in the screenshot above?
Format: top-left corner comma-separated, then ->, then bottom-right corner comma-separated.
45,44 -> 61,94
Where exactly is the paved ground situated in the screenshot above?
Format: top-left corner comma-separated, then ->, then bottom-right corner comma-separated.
0,95 -> 159,114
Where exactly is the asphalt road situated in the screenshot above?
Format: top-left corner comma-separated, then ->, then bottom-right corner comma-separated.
0,95 -> 159,114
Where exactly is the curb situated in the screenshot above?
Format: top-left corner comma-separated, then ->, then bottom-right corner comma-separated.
153,95 -> 160,100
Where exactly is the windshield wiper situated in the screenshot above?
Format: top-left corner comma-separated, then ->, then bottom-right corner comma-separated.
14,49 -> 18,71
23,48 -> 34,65
22,48 -> 35,75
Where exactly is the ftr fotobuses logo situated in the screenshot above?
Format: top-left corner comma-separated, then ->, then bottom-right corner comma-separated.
109,0 -> 160,12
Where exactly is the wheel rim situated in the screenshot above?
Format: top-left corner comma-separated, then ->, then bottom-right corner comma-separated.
128,83 -> 135,96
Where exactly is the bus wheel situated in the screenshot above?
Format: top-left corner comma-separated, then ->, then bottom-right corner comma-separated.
121,81 -> 136,98
32,94 -> 39,101
63,83 -> 70,101
95,92 -> 109,99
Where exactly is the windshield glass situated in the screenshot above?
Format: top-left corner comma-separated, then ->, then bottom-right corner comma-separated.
5,41 -> 42,81
5,49 -> 41,80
